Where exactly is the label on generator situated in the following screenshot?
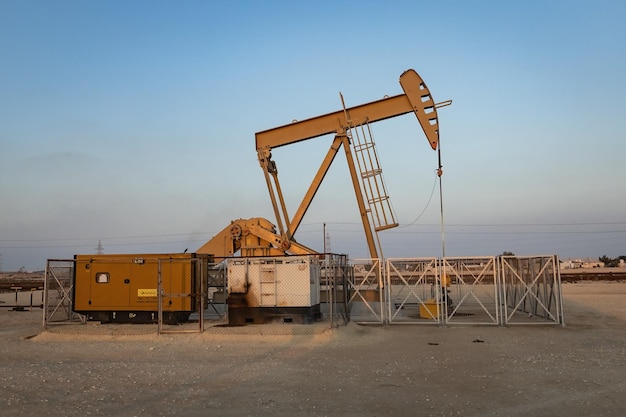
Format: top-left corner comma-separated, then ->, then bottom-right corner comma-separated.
137,288 -> 157,297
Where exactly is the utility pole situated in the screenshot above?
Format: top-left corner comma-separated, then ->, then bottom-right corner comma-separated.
323,223 -> 331,254
95,240 -> 104,255
325,231 -> 331,254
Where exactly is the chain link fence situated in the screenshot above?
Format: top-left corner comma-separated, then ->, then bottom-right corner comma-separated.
42,254 -> 562,335
44,255 -> 208,335
43,254 -> 350,335
44,259 -> 83,328
222,254 -> 349,329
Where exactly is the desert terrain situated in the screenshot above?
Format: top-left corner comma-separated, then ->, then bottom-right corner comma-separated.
1,282 -> 625,417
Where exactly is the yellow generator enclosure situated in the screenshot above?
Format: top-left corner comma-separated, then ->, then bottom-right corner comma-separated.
73,253 -> 208,324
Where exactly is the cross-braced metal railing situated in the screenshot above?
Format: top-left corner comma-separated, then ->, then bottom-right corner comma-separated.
500,255 -> 564,326
355,255 -> 564,326
386,258 -> 441,324
43,259 -> 84,328
348,259 -> 383,323
442,257 -> 500,325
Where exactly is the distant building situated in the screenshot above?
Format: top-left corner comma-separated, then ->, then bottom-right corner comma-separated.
560,258 -> 604,269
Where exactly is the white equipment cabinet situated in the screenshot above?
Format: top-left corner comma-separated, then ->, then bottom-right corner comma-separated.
226,256 -> 321,324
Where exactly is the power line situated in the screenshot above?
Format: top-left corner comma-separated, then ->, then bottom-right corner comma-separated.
1,221 -> 624,249
0,239 -> 208,250
298,220 -> 626,228
0,231 -> 209,243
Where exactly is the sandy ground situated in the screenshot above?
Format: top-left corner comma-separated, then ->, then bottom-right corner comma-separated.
1,282 -> 625,417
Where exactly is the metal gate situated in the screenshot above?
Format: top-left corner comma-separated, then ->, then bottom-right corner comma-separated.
44,259 -> 83,328
320,254 -> 350,327
157,256 -> 207,334
348,259 -> 383,323
500,255 -> 563,325
352,255 -> 564,326
442,257 -> 500,325
386,258 -> 441,324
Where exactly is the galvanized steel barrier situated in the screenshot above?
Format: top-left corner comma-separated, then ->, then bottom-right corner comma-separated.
347,258 -> 384,323
43,259 -> 83,328
500,255 -> 564,326
43,254 -> 350,335
386,258 -> 441,324
348,255 -> 563,326
442,257 -> 501,325
320,254 -> 350,327
43,254 -> 562,333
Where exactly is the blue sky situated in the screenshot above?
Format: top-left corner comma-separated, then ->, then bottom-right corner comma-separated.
1,0 -> 625,271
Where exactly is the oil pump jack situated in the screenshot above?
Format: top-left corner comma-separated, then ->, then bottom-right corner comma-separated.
197,69 -> 443,260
